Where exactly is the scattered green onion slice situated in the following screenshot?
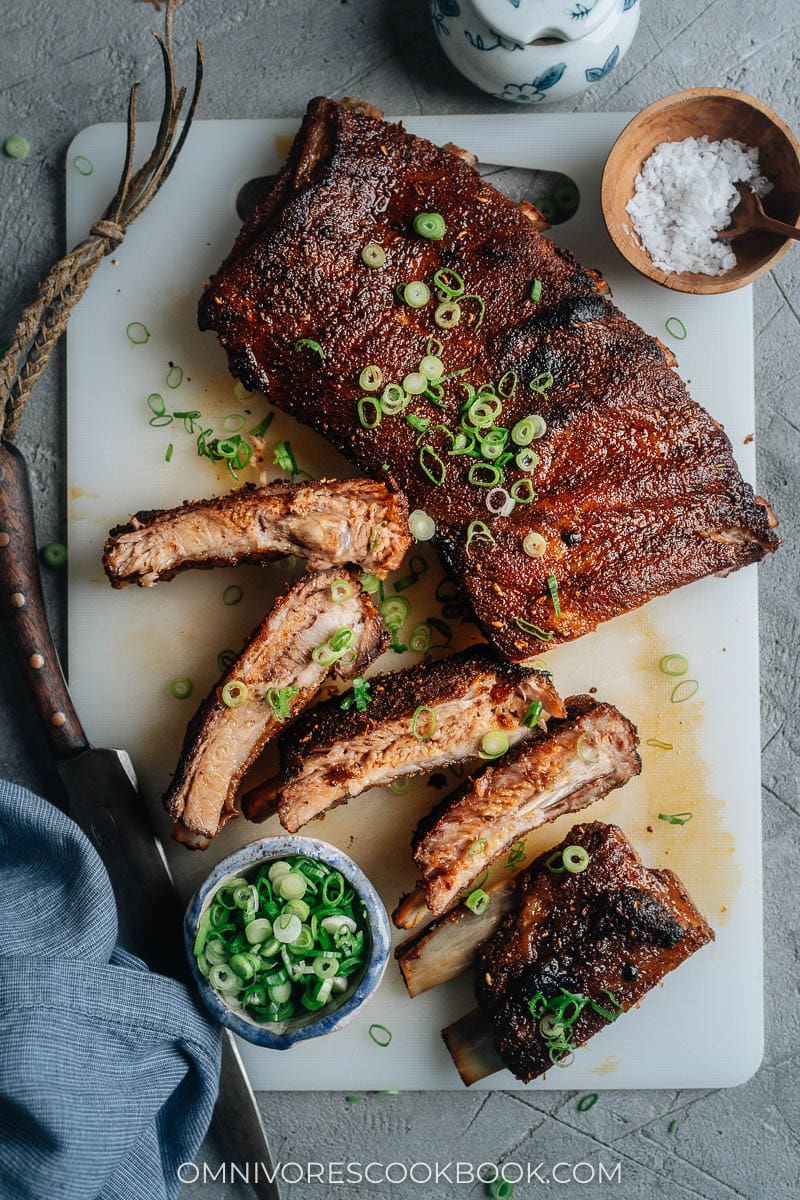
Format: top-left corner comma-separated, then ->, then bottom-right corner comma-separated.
510,478 -> 536,505
340,676 -> 372,712
523,530 -> 547,558
357,396 -> 382,428
646,738 -> 673,750
294,337 -> 325,360
523,700 -> 543,728
498,370 -> 518,398
359,365 -> 382,391
390,777 -> 412,795
41,542 -> 67,569
380,383 -> 409,415
659,653 -> 689,677
369,1023 -> 392,1047
481,731 -> 509,759
434,300 -> 461,328
671,679 -> 699,704
408,623 -> 431,654
4,135 -> 30,159
126,322 -> 149,344
465,888 -> 490,915
514,617 -> 554,642
578,1092 -> 599,1113
562,844 -> 590,873
217,650 -> 236,674
273,440 -> 299,475
668,1119 -> 679,1135
331,579 -> 354,604
530,279 -> 543,303
166,364 -> 183,389
546,574 -> 561,617
165,442 -> 174,462
221,680 -> 249,708
72,155 -> 94,176
658,811 -> 693,826
413,212 -> 446,240
170,676 -> 193,700
516,447 -> 540,472
488,1176 -> 515,1199
361,573 -> 381,595
402,281 -> 431,308
433,267 -> 464,298
468,461 -> 502,488
529,372 -> 554,394
419,354 -> 444,380
222,585 -> 243,606
466,520 -> 496,549
506,840 -> 525,870
419,444 -> 446,486
470,838 -> 488,857
545,850 -> 566,874
381,595 -> 411,629
223,413 -> 246,432
665,316 -> 687,341
404,372 -> 427,395
411,705 -> 437,741
361,242 -> 386,268
409,509 -> 436,541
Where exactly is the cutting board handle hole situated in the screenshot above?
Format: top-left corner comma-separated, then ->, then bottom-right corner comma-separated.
478,165 -> 580,225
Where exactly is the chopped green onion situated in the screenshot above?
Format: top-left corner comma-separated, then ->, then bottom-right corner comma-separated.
72,155 -> 94,176
506,840 -> 525,870
166,364 -> 183,389
331,579 -> 354,604
234,381 -> 254,403
461,293 -> 485,329
359,365 -> 382,391
498,370 -> 518,398
126,322 -> 149,344
369,1023 -> 392,1047
665,316 -> 687,341
488,1176 -> 515,1199
545,850 -> 566,874
668,1120 -> 679,1134
380,383 -> 408,415
516,447 -> 540,472
393,553 -> 428,591
486,486 -> 514,516
468,461 -> 502,488
576,732 -> 599,764
510,478 -> 536,505
433,267 -> 465,298
170,677 -> 193,700
480,731 -> 509,759
4,135 -> 30,159
361,573 -> 381,595
411,705 -> 437,741
312,626 -> 355,666
340,676 -> 372,712
671,679 -> 699,704
562,844 -> 590,873
294,338 -> 324,360
514,617 -> 554,642
273,441 -> 298,475
466,520 -> 496,549
413,212 -> 446,240
223,414 -> 246,432
266,685 -> 299,722
390,777 -> 412,795
361,242 -> 386,268
40,542 -> 67,569
530,279 -> 543,303
408,509 -> 436,541
510,416 -> 537,446
523,531 -> 547,558
419,355 -> 444,380
646,738 -> 673,750
470,838 -> 488,856
465,888 -> 490,915
658,811 -> 693,826
529,372 -> 554,394
434,300 -> 461,328
546,575 -> 561,617
381,595 -> 411,629
165,442 -> 174,462
402,281 -> 431,308
250,412 -> 274,438
577,1093 -> 599,1113
221,680 -> 249,708
357,396 -> 382,428
419,444 -> 446,486
404,372 -> 427,395
222,585 -> 243,606
408,623 -> 431,654
523,700 -> 543,728
217,650 -> 236,674
659,653 -> 689,677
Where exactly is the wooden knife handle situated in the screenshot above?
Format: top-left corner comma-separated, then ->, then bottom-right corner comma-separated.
0,441 -> 87,760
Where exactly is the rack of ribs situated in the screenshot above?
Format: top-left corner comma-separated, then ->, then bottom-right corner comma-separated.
198,95 -> 779,662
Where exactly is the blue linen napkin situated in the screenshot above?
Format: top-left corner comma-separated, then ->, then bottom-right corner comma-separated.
0,779 -> 222,1200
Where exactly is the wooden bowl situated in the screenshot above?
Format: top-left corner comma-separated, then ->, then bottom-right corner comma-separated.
601,88 -> 800,294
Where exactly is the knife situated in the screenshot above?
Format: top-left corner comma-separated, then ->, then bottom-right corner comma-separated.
0,441 -> 279,1200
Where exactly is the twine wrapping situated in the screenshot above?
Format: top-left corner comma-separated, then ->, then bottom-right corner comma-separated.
0,0 -> 203,442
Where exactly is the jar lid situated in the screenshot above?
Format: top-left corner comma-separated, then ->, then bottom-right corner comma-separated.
472,0 -> 620,43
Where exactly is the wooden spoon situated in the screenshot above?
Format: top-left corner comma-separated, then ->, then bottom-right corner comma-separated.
717,183 -> 800,242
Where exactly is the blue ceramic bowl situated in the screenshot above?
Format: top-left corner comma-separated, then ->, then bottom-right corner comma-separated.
184,836 -> 391,1049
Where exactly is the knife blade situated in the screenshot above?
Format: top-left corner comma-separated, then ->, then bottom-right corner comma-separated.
0,441 -> 279,1200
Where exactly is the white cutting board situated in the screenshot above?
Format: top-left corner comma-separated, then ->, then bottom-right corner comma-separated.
66,115 -> 764,1091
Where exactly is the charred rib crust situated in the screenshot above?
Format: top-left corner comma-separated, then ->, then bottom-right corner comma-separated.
198,97 -> 779,662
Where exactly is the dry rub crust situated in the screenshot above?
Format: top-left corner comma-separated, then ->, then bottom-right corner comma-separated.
103,477 -> 409,587
199,96 -> 779,662
475,821 -> 714,1083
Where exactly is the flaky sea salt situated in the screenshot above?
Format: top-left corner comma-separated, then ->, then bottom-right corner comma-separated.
626,135 -> 773,275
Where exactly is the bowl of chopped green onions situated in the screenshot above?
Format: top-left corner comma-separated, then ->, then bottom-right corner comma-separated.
185,837 -> 391,1048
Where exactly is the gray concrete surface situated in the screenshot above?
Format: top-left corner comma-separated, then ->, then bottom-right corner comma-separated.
1,2 -> 798,1198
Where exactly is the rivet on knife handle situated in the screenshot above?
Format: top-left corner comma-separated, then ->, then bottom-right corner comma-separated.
0,442 -> 87,760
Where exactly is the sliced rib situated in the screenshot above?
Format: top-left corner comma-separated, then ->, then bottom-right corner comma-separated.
405,696 -> 640,924
242,645 -> 566,833
165,567 -> 386,845
443,822 -> 714,1085
104,478 -> 409,588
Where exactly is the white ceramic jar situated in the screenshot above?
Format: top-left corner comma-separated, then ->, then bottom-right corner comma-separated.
431,0 -> 641,105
